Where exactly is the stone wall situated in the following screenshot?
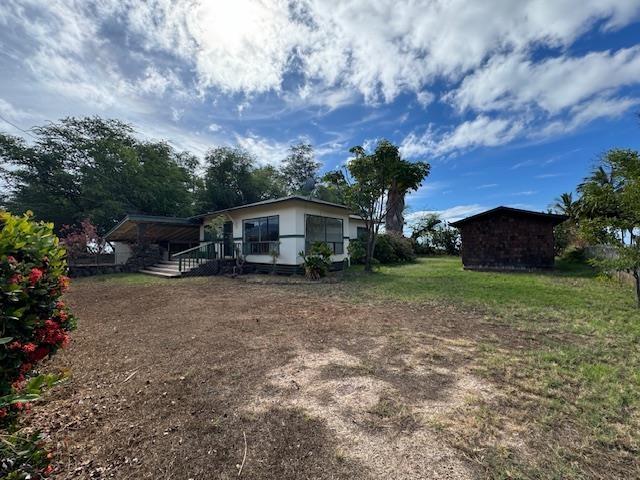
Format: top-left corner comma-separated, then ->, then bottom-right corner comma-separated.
124,244 -> 162,271
68,264 -> 128,277
459,213 -> 556,270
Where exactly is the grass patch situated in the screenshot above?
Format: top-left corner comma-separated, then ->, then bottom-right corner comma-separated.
365,393 -> 420,433
344,256 -> 640,478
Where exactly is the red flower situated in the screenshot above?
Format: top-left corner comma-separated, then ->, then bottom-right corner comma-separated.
27,346 -> 50,363
7,255 -> 17,265
8,273 -> 22,284
56,300 -> 65,309
29,267 -> 44,285
44,319 -> 58,330
57,310 -> 68,322
61,333 -> 71,347
22,342 -> 36,353
14,402 -> 24,410
0,408 -> 7,418
8,341 -> 21,350
43,464 -> 54,476
58,275 -> 70,291
19,363 -> 32,374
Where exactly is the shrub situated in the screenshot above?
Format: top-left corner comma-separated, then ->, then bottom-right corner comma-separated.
387,234 -> 417,262
299,242 -> 332,279
373,234 -> 416,264
348,235 -> 416,265
1,211 -> 76,478
373,234 -> 398,263
347,238 -> 366,264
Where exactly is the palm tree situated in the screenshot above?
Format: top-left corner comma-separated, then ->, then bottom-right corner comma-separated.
552,192 -> 578,218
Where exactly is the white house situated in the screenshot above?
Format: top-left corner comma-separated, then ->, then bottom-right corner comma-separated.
105,196 -> 367,277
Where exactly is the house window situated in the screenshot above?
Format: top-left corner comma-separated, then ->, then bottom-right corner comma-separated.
357,226 -> 368,240
243,216 -> 279,254
305,215 -> 343,254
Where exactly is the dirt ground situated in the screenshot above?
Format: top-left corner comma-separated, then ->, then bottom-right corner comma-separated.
28,276 -> 510,479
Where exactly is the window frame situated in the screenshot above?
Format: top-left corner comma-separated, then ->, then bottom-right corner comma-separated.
305,214 -> 344,254
242,215 -> 280,255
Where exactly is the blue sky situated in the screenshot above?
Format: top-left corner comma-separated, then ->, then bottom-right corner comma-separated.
1,1 -> 640,222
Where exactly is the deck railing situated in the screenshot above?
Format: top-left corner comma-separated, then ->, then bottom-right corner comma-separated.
172,240 -> 244,272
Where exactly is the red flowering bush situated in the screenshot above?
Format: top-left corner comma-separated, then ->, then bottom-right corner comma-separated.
1,211 -> 76,477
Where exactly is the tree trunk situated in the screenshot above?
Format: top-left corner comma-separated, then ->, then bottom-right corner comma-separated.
385,185 -> 405,235
634,269 -> 640,308
364,233 -> 374,272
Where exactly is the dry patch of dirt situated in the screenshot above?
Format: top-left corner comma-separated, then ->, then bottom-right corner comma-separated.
24,275 -> 503,479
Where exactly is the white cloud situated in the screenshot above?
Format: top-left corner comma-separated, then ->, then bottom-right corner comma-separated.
137,67 -> 185,97
1,0 -> 640,160
234,133 -> 291,167
401,115 -> 526,158
449,47 -> 640,114
171,107 -> 185,122
416,91 -> 435,108
9,0 -> 636,109
407,204 -> 486,224
208,123 -> 222,132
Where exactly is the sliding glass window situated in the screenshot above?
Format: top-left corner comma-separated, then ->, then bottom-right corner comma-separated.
305,215 -> 343,254
243,216 -> 279,254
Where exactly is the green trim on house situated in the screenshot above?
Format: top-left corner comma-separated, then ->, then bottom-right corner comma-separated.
233,237 -> 243,241
279,234 -> 305,238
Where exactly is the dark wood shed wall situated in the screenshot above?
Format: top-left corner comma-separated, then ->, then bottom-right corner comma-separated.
458,213 -> 556,270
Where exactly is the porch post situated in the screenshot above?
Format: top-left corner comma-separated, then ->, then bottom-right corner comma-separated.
136,223 -> 147,246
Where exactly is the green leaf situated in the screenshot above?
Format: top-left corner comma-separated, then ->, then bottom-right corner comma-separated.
0,337 -> 13,345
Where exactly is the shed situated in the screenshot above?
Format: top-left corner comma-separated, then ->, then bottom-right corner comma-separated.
450,206 -> 567,271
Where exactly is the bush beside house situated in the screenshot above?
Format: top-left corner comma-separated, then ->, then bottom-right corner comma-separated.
348,233 -> 416,265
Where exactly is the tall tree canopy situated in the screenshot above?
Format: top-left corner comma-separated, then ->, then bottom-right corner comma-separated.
0,117 -> 196,233
280,142 -> 320,195
382,141 -> 431,234
325,139 -> 430,271
196,146 -> 287,212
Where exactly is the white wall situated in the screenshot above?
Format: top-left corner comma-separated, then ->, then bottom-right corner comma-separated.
112,242 -> 132,265
348,217 -> 367,239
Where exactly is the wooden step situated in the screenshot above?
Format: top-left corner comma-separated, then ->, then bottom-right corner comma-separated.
145,265 -> 181,274
139,269 -> 181,278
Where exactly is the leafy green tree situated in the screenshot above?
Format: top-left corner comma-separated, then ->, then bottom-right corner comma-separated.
197,146 -> 256,212
409,213 -> 442,241
325,140 -> 430,272
251,165 -> 287,200
577,148 -> 640,306
280,142 -> 320,195
196,147 -> 287,212
409,213 -> 460,255
1,117 -> 196,233
551,192 -> 581,253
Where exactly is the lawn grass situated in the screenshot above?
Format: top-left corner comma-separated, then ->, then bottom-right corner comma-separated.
344,257 -> 640,478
